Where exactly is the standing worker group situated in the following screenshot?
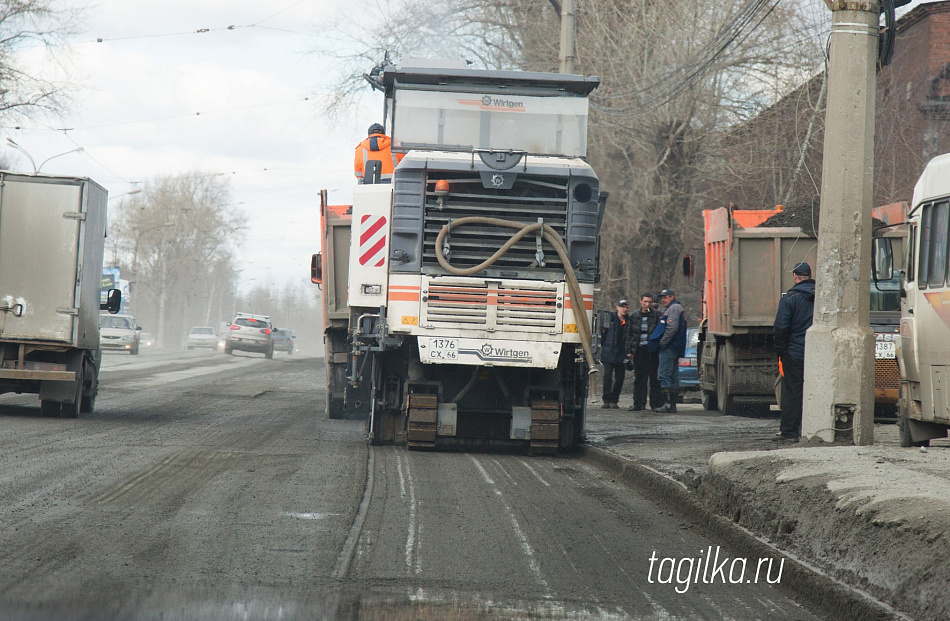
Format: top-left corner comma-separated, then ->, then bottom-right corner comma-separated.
651,289 -> 687,413
599,299 -> 629,408
773,262 -> 815,441
354,123 -> 404,183
625,293 -> 664,411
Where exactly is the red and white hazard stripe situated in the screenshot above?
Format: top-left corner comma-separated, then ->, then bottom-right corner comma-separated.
359,214 -> 387,267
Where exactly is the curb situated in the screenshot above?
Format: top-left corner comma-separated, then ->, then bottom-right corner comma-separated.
579,445 -> 908,621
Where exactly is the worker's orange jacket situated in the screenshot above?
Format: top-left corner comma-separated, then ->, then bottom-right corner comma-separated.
354,133 -> 404,180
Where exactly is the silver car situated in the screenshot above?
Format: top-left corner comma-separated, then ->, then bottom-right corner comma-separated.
224,313 -> 275,358
186,326 -> 217,350
100,314 -> 141,355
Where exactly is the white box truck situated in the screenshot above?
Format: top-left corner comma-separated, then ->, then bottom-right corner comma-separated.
0,172 -> 120,417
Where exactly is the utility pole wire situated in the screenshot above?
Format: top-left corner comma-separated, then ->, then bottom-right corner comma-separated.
255,0 -> 309,25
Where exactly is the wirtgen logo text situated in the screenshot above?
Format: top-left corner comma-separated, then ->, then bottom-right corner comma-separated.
648,547 -> 784,594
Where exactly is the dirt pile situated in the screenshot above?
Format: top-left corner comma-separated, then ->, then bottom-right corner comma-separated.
757,204 -> 886,236
760,204 -> 820,234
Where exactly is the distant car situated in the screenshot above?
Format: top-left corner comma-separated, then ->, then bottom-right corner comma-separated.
139,333 -> 155,348
186,326 -> 217,350
272,328 -> 295,354
100,313 -> 141,355
225,312 -> 275,358
678,327 -> 700,397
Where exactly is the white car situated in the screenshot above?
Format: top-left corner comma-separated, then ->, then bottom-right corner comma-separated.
100,314 -> 141,355
225,313 -> 275,358
186,326 -> 217,350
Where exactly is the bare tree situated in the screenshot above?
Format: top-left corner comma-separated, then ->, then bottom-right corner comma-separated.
0,0 -> 82,120
109,174 -> 247,346
324,0 -> 828,310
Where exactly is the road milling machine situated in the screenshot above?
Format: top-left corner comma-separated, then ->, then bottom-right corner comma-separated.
312,63 -> 606,454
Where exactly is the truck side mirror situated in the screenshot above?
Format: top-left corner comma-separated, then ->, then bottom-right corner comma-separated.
100,288 -> 121,314
872,237 -> 894,283
682,254 -> 694,278
311,253 -> 323,284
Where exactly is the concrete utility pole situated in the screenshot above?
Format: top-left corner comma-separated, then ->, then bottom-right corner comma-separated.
558,0 -> 576,74
803,0 -> 880,445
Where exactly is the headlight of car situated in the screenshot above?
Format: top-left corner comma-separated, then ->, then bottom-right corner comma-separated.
121,335 -> 134,341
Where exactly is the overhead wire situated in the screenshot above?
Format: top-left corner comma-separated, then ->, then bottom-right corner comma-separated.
49,96 -> 314,132
590,0 -> 782,116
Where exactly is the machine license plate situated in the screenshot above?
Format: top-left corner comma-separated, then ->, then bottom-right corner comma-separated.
875,342 -> 895,359
425,338 -> 458,361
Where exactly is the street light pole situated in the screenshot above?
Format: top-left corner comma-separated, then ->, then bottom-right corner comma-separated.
6,138 -> 36,173
5,138 -> 84,173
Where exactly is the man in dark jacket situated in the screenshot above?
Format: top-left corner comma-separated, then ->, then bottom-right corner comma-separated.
773,262 -> 815,441
653,289 -> 687,413
626,293 -> 664,411
600,299 -> 629,408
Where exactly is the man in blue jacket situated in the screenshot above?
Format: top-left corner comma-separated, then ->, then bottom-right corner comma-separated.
599,299 -> 629,408
773,262 -> 815,441
653,289 -> 687,413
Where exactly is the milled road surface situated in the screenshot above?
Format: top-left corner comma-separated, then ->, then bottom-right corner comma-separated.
0,351 -> 824,619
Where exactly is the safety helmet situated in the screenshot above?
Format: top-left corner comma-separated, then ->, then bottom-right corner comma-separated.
368,123 -> 385,136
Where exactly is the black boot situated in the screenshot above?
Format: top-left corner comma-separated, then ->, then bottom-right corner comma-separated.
654,391 -> 677,413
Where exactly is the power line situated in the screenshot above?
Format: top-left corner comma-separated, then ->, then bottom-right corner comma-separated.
590,0 -> 782,115
256,0 -> 310,25
48,96 -> 314,132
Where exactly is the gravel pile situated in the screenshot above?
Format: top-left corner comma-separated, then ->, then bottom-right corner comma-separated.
758,204 -> 885,235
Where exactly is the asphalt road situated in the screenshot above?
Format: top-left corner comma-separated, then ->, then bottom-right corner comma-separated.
0,350 -> 824,620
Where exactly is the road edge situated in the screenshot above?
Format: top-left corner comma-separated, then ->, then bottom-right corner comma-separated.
579,445 -> 907,621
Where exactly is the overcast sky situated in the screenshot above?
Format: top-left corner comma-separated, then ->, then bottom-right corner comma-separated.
4,0 -> 938,293
8,0 -> 379,293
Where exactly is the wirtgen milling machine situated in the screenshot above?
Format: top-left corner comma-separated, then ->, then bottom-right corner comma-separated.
314,63 -> 606,454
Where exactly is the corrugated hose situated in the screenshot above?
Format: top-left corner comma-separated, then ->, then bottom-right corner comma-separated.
434,217 -> 596,371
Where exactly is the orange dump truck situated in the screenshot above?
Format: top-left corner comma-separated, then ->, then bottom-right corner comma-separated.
698,206 -> 817,416
311,190 -> 372,419
698,204 -> 906,417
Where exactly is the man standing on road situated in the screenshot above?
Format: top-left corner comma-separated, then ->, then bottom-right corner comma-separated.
653,289 -> 687,413
599,299 -> 629,409
773,262 -> 815,441
626,293 -> 664,411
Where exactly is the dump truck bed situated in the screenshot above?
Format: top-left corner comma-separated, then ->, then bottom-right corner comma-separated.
703,207 -> 817,336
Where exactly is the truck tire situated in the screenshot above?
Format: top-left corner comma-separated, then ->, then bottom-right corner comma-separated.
81,365 -> 98,414
716,353 -> 735,415
61,372 -> 83,419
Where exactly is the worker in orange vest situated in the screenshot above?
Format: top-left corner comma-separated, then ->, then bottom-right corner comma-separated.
354,123 -> 404,183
